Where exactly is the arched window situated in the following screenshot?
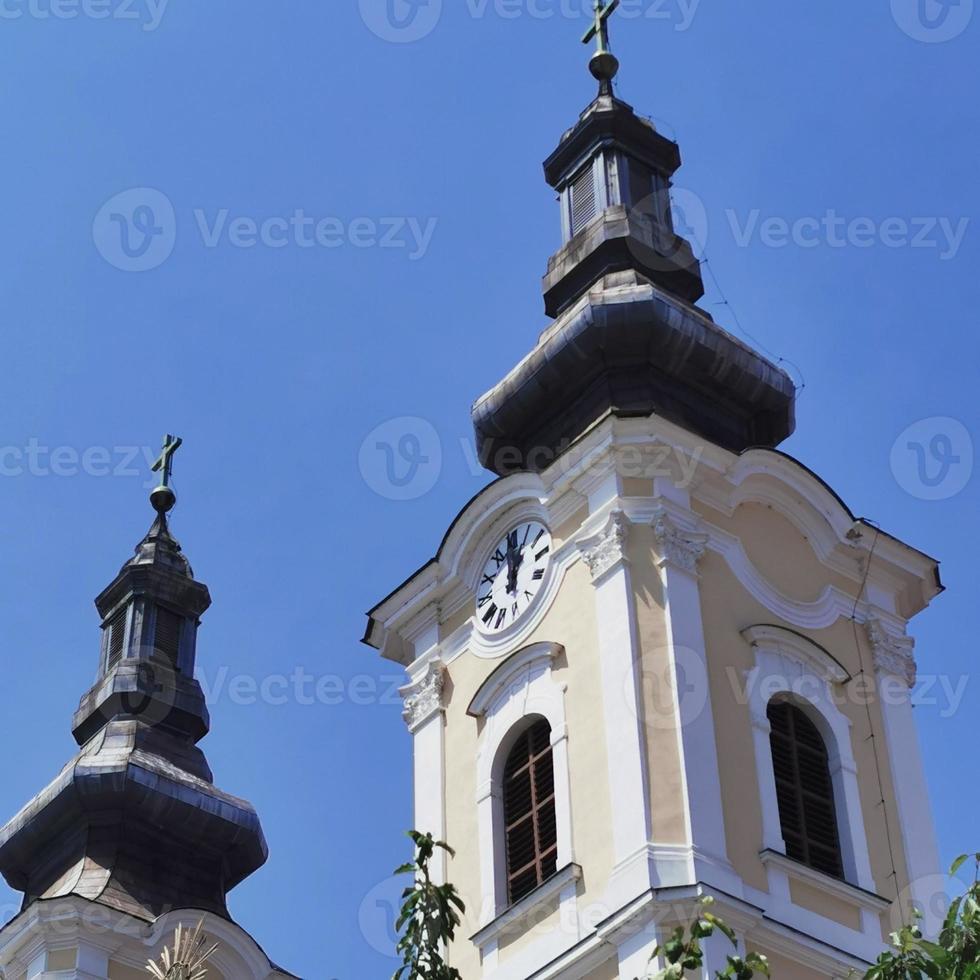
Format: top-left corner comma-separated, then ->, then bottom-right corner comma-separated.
502,718 -> 557,905
768,700 -> 844,880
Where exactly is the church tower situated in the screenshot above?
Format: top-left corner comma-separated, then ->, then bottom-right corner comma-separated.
365,7 -> 944,980
0,440 -> 294,979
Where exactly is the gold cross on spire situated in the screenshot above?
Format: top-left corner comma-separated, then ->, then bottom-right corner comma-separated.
582,0 -> 619,56
152,434 -> 183,489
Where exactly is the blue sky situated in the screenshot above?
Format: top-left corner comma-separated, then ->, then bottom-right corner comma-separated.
0,1 -> 977,976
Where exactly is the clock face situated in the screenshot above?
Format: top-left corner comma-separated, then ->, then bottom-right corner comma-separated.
476,522 -> 552,634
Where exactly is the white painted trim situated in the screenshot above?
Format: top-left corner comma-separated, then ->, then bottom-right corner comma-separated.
759,850 -> 890,912
402,639 -> 449,886
651,506 -> 740,897
470,863 -> 583,949
865,625 -> 943,936
468,643 -> 565,719
576,509 -> 653,906
0,899 -> 286,979
706,523 -> 858,630
742,625 -> 851,685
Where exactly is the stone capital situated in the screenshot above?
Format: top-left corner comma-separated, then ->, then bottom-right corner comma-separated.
577,510 -> 630,583
651,507 -> 707,575
866,617 -> 917,688
401,660 -> 447,733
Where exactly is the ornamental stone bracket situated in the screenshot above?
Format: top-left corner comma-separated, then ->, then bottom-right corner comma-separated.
577,510 -> 630,583
651,507 -> 708,575
865,617 -> 917,688
400,660 -> 446,733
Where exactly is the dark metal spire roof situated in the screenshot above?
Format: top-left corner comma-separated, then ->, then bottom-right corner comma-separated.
127,510 -> 194,577
0,441 -> 268,922
470,34 -> 796,475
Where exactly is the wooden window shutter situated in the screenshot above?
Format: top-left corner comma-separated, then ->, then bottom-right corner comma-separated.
154,607 -> 183,668
768,701 -> 845,880
570,165 -> 598,236
502,718 -> 558,905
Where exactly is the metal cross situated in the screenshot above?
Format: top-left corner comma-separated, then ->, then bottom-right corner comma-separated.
152,434 -> 183,488
582,0 -> 619,55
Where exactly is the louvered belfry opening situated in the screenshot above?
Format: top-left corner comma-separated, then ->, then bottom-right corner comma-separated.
570,165 -> 598,236
104,608 -> 127,674
768,700 -> 845,880
153,606 -> 183,669
503,718 -> 558,906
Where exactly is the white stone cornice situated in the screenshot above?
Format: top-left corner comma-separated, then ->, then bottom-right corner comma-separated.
400,660 -> 446,733
577,510 -> 629,583
866,617 -> 917,688
651,506 -> 707,574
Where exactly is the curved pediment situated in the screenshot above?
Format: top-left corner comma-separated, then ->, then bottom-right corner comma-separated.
725,449 -> 860,566
692,445 -> 942,627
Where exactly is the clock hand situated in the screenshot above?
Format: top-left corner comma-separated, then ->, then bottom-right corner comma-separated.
505,531 -> 521,595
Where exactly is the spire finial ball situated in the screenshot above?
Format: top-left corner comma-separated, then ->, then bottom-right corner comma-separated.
589,50 -> 619,83
150,484 -> 177,515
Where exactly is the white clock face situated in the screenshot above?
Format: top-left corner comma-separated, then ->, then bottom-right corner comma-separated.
476,522 -> 552,634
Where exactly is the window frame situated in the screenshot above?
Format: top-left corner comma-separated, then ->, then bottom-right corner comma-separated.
469,642 -> 575,925
502,717 -> 559,905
